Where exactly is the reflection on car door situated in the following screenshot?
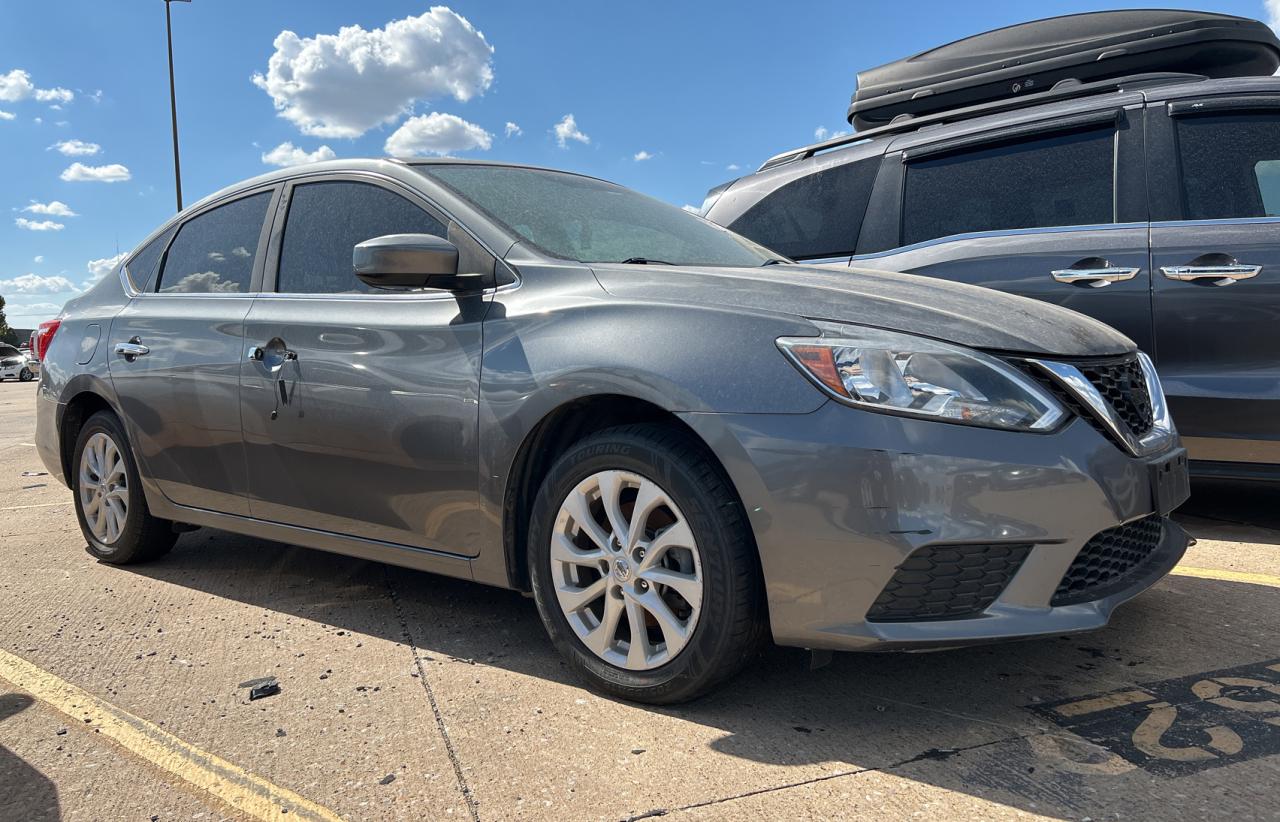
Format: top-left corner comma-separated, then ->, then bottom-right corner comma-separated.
851,103 -> 1154,354
239,177 -> 490,555
109,187 -> 277,515
1147,98 -> 1280,468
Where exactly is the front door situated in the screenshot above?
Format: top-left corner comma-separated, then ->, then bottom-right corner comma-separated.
109,188 -> 276,515
1148,98 -> 1280,466
239,178 -> 489,555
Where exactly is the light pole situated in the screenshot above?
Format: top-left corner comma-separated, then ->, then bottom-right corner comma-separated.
164,0 -> 191,212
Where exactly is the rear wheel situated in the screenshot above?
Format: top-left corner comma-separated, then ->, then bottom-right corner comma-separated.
72,411 -> 176,564
528,424 -> 766,703
18,368 -> 33,382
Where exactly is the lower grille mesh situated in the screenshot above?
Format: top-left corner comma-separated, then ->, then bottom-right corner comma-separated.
867,543 -> 1032,622
1051,516 -> 1165,606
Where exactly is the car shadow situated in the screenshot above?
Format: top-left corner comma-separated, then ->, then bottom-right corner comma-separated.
115,523 -> 1280,820
1175,478 -> 1280,546
0,693 -> 60,822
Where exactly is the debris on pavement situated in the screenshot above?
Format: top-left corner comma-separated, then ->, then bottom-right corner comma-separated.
238,676 -> 281,701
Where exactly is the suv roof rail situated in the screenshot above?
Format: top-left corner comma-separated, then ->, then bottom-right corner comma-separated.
758,72 -> 1207,172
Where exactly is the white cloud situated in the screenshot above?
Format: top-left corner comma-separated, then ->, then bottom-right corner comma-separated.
384,112 -> 492,156
87,253 -> 127,284
60,162 -> 131,182
33,255 -> 44,263
553,114 -> 589,148
3,301 -> 63,321
261,141 -> 336,167
15,217 -> 64,231
727,163 -> 741,171
814,126 -> 849,141
504,121 -> 522,138
1268,0 -> 1280,31
251,8 -> 494,138
0,69 -> 73,104
51,139 -> 100,156
633,150 -> 654,162
0,273 -> 79,294
0,110 -> 14,121
22,200 -> 77,217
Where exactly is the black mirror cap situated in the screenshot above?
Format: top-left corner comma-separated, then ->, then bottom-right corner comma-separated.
353,233 -> 465,290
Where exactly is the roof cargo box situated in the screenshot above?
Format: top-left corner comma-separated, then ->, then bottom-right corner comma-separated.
848,10 -> 1280,131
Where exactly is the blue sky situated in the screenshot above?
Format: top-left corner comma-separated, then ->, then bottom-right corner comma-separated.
1,0 -> 1274,329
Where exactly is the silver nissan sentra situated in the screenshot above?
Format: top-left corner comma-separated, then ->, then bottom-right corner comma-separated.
33,159 -> 1191,703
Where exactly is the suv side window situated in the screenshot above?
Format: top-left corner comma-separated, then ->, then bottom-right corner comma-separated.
156,192 -> 271,293
901,126 -> 1115,247
127,225 -> 176,292
1175,112 -> 1280,219
276,181 -> 447,294
728,157 -> 878,260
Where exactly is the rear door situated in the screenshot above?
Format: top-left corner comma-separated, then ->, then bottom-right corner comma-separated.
1147,95 -> 1280,467
852,99 -> 1154,353
109,187 -> 277,515
239,175 -> 490,555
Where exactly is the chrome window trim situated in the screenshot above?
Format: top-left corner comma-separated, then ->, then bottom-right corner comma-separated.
1025,352 -> 1174,457
851,222 -> 1147,261
1151,216 -> 1280,229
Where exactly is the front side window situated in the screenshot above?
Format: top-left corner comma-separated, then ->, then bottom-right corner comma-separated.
419,164 -> 777,267
276,181 -> 447,294
901,126 -> 1115,247
729,157 -> 879,260
1176,111 -> 1280,220
156,192 -> 271,294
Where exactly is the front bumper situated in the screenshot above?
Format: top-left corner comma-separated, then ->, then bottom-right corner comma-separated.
680,401 -> 1190,652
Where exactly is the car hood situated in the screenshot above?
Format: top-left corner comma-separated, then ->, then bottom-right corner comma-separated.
590,262 -> 1134,357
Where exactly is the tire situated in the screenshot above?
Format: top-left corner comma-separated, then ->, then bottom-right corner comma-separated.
71,410 -> 176,564
528,424 -> 766,704
18,368 -> 33,382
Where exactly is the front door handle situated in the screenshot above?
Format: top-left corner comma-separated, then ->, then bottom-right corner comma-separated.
1160,263 -> 1261,285
1051,261 -> 1140,288
114,337 -> 150,361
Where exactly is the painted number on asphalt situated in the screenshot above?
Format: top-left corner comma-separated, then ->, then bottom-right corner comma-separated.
1033,659 -> 1280,777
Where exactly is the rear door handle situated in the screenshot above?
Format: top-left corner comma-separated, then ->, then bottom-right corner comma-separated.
113,337 -> 150,360
1050,266 -> 1140,287
1160,263 -> 1261,285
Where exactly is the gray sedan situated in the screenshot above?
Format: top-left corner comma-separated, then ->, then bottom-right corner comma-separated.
33,159 -> 1190,702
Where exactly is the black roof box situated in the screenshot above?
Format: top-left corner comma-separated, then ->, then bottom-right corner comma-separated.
848,10 -> 1280,131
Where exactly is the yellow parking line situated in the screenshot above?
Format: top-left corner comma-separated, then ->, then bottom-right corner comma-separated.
1171,565 -> 1280,589
0,648 -> 343,822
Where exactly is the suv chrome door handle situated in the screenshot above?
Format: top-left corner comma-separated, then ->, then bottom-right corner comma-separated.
1050,266 -> 1140,287
114,338 -> 150,360
1160,263 -> 1261,285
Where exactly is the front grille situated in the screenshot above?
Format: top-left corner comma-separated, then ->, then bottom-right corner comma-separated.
1024,355 -> 1154,445
866,543 -> 1032,622
1051,515 -> 1165,606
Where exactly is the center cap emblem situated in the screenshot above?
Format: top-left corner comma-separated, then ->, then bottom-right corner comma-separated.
613,558 -> 632,582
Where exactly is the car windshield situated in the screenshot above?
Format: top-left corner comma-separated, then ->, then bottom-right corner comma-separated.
418,164 -> 781,267
0,345 -> 20,358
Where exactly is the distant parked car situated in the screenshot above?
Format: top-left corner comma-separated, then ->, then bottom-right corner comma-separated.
35,159 -> 1188,702
0,343 -> 36,382
703,10 -> 1280,481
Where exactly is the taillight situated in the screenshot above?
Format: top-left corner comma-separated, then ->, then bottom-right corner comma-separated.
33,318 -> 62,361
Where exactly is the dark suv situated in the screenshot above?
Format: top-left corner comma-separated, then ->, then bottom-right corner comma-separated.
704,73 -> 1280,479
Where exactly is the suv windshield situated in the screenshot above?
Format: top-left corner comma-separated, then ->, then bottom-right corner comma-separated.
419,164 -> 780,267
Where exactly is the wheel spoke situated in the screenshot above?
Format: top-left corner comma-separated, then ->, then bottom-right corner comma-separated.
639,520 -> 695,572
624,596 -> 651,667
83,494 -> 101,518
624,479 -> 664,551
88,502 -> 108,539
595,472 -> 631,544
105,497 -> 126,542
550,532 -> 604,567
584,594 -> 624,656
636,590 -> 690,654
642,567 -> 702,610
556,577 -> 606,612
562,490 -> 610,551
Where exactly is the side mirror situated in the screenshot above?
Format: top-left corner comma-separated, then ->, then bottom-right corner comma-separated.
353,234 -> 484,291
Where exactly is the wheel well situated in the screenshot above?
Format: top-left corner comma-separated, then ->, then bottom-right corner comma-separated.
502,395 -> 725,591
59,392 -> 114,484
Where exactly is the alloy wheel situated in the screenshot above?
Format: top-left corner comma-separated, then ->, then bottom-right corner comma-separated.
79,432 -> 128,545
551,469 -> 704,670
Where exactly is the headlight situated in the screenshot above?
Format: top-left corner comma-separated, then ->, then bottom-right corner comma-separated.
777,324 -> 1065,432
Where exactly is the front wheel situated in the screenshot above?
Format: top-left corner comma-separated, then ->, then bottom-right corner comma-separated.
18,368 -> 33,382
528,424 -> 766,703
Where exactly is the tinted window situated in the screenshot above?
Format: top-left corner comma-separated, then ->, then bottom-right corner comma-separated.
276,182 -> 446,294
729,158 -> 878,260
421,165 -> 776,267
127,226 -> 176,292
1176,112 -> 1280,220
157,193 -> 270,294
902,127 -> 1114,246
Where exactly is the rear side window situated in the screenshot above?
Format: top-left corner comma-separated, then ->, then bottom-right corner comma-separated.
127,226 -> 176,292
1176,112 -> 1280,219
728,158 -> 879,260
157,192 -> 271,293
901,127 -> 1115,246
276,181 -> 446,294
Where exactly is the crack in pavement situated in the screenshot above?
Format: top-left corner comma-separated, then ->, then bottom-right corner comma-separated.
383,566 -> 481,822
